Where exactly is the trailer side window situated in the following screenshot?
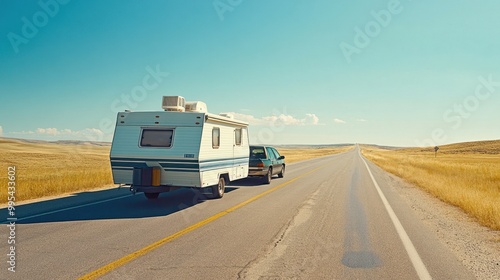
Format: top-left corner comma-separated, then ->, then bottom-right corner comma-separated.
140,129 -> 173,148
212,127 -> 220,148
235,128 -> 242,146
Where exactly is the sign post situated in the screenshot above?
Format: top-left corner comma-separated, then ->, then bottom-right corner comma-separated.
434,146 -> 439,158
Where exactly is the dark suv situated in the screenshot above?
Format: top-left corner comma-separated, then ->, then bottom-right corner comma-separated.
248,146 -> 285,184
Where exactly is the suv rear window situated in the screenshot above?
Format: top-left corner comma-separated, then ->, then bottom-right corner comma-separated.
250,147 -> 266,159
140,129 -> 173,147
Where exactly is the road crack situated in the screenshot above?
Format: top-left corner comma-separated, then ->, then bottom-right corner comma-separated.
238,189 -> 319,279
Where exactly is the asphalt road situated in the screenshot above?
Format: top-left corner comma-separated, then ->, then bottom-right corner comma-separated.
1,146 -> 475,279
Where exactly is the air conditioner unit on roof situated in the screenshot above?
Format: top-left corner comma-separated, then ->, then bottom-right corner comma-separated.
162,96 -> 185,112
185,101 -> 208,113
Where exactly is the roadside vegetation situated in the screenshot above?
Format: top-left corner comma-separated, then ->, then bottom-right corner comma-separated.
0,138 -> 113,204
362,140 -> 500,230
278,145 -> 353,163
0,138 -> 353,204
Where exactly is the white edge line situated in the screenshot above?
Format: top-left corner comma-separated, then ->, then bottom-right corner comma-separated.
358,148 -> 432,280
1,195 -> 131,224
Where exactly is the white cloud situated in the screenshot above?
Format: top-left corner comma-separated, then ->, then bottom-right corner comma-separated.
225,112 -> 268,125
263,114 -> 303,126
334,118 -> 346,124
305,114 -> 319,125
36,128 -> 59,135
0,126 -> 3,137
225,112 -> 320,126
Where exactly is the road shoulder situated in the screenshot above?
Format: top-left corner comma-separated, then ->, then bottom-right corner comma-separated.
367,160 -> 500,280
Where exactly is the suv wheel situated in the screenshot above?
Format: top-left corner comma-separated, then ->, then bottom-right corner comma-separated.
264,168 -> 272,184
278,165 -> 285,178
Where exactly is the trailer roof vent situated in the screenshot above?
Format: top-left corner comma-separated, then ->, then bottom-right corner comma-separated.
162,96 -> 185,112
185,101 -> 208,113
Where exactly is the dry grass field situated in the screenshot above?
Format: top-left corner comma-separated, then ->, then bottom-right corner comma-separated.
0,138 -> 353,204
362,140 -> 500,230
0,138 -> 113,204
278,145 -> 353,163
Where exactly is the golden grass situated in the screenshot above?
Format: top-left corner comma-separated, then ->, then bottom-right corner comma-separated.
0,138 -> 354,204
403,140 -> 500,155
0,138 -> 113,204
278,145 -> 354,163
362,141 -> 500,230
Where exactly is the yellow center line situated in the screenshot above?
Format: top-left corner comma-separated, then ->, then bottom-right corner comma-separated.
79,164 -> 327,279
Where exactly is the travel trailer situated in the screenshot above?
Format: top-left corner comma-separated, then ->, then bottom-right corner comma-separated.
110,96 -> 249,199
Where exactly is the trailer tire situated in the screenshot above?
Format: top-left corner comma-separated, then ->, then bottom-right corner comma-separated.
278,165 -> 285,178
264,168 -> 272,184
144,192 -> 159,200
212,176 -> 225,199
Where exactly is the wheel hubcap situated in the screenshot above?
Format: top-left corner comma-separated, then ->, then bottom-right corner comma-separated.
219,180 -> 224,194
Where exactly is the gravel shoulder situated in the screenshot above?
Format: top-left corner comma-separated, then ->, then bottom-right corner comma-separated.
379,167 -> 500,280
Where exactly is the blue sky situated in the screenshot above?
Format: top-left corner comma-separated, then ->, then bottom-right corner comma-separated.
1,0 -> 499,146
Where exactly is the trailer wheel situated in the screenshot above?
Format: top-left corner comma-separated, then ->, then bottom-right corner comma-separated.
144,192 -> 159,200
212,176 -> 225,199
278,165 -> 285,178
264,168 -> 272,184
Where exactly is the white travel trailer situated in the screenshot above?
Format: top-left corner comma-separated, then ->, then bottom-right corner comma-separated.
110,96 -> 249,199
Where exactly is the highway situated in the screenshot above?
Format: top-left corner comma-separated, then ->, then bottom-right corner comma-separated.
1,146 -> 475,279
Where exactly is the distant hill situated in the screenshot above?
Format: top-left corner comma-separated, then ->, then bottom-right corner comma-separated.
0,137 -> 111,147
275,144 -> 353,149
2,137 -> 497,154
361,144 -> 405,150
403,140 -> 500,154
